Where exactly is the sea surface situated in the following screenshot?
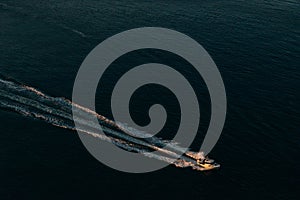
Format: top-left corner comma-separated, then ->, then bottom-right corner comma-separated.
0,0 -> 299,199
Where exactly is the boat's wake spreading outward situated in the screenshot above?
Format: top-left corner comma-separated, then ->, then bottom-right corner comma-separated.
0,75 -> 217,171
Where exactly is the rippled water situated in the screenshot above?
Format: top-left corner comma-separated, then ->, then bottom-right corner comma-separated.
0,0 -> 299,199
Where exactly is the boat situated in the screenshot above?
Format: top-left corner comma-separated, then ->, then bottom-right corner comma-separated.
196,157 -> 220,171
184,151 -> 220,171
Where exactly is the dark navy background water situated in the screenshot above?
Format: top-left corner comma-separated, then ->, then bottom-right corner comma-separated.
0,0 -> 299,199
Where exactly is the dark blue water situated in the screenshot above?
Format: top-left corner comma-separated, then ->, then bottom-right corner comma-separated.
0,0 -> 299,199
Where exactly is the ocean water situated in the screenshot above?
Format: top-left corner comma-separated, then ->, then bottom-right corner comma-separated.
0,0 -> 299,199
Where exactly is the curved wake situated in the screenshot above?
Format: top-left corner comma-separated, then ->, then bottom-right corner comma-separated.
0,76 -> 205,171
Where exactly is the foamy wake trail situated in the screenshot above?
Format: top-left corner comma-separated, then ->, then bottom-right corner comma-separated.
0,77 -> 205,171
